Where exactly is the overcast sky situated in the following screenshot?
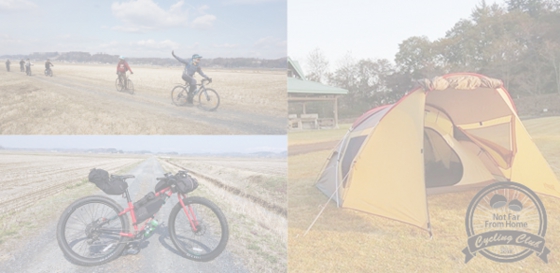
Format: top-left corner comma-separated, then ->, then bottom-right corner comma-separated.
289,0 -> 506,71
0,135 -> 287,153
0,0 -> 286,59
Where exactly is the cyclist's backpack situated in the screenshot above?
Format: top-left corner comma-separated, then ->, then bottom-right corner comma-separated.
174,172 -> 198,194
133,192 -> 165,223
88,168 -> 128,195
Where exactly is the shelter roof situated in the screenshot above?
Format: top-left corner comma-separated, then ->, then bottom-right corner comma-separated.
288,77 -> 348,95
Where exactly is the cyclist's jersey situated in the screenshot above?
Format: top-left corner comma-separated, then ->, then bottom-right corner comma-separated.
173,55 -> 209,79
116,61 -> 132,73
45,61 -> 53,69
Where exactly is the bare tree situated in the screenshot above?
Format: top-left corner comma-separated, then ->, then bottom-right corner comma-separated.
305,48 -> 330,83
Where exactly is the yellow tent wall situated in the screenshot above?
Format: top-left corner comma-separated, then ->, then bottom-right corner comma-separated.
342,90 -> 430,231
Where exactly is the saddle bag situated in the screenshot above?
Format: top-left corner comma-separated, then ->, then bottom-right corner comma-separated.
88,168 -> 128,195
134,192 -> 165,223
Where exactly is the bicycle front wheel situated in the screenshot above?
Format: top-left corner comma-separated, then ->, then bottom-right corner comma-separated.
168,196 -> 229,261
56,195 -> 130,266
127,79 -> 134,94
115,78 -> 124,92
171,86 -> 189,106
197,88 -> 220,111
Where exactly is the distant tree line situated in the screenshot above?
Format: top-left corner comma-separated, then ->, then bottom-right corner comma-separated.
306,0 -> 560,117
1,52 -> 286,69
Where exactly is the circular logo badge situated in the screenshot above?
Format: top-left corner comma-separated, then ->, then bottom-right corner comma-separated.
463,182 -> 550,263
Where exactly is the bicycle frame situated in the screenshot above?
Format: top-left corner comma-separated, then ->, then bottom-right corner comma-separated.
181,79 -> 209,96
115,185 -> 200,239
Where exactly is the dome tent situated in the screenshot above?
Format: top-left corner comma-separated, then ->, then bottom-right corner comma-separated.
315,73 -> 560,235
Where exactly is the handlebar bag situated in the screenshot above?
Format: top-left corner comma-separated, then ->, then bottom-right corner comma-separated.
174,173 -> 199,194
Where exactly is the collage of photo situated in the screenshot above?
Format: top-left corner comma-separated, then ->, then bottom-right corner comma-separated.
1,0 -> 560,272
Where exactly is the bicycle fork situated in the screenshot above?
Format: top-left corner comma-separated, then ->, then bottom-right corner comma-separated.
178,195 -> 200,232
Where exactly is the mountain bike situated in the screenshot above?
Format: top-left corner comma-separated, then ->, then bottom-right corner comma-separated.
115,73 -> 134,94
56,170 -> 229,266
171,79 -> 220,111
44,68 -> 53,77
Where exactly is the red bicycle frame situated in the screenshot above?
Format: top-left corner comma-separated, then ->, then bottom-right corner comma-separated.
116,185 -> 199,238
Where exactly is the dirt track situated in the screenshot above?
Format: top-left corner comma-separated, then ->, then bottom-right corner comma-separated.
0,64 -> 286,134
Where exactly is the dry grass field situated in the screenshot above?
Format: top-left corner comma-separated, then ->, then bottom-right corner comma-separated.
288,117 -> 560,272
0,151 -> 146,255
0,64 -> 286,134
159,156 -> 287,273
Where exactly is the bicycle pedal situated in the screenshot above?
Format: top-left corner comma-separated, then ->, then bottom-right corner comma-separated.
125,243 -> 141,255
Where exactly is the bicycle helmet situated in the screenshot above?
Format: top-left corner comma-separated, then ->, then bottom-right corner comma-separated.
119,56 -> 125,60
192,54 -> 202,59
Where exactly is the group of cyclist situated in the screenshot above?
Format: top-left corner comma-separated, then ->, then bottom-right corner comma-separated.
5,51 -> 209,104
4,58 -> 53,76
117,51 -> 211,103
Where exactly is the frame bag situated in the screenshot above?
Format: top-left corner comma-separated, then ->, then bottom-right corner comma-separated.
134,192 -> 165,223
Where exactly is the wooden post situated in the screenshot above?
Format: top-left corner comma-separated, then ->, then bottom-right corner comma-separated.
334,97 -> 339,128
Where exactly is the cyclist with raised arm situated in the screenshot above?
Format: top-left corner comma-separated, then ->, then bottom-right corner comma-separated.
116,56 -> 133,89
45,59 -> 54,75
171,51 -> 211,104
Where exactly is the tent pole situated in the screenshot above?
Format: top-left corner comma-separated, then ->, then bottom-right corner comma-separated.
303,171 -> 350,237
334,96 -> 339,129
334,129 -> 351,206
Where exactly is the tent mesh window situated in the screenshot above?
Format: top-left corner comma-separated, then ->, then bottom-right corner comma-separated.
424,129 -> 463,188
341,135 -> 368,187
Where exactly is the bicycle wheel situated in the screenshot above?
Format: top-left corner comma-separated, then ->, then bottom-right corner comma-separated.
171,85 -> 189,106
168,196 -> 229,261
56,195 -> 130,266
127,79 -> 134,94
197,88 -> 220,111
115,78 -> 124,92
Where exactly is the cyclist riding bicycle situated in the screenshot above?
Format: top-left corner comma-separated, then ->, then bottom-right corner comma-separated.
19,59 -> 24,72
25,58 -> 33,76
45,59 -> 54,74
116,56 -> 133,89
172,51 -> 212,104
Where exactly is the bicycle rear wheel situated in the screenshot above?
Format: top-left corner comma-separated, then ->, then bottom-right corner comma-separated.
197,88 -> 220,111
171,86 -> 189,106
56,195 -> 130,266
127,79 -> 134,94
168,196 -> 229,261
115,78 -> 124,92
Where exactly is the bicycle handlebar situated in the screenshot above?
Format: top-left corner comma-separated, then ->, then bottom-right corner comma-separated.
156,170 -> 188,181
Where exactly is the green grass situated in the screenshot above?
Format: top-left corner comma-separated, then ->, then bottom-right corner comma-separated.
288,117 -> 560,273
288,123 -> 351,146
